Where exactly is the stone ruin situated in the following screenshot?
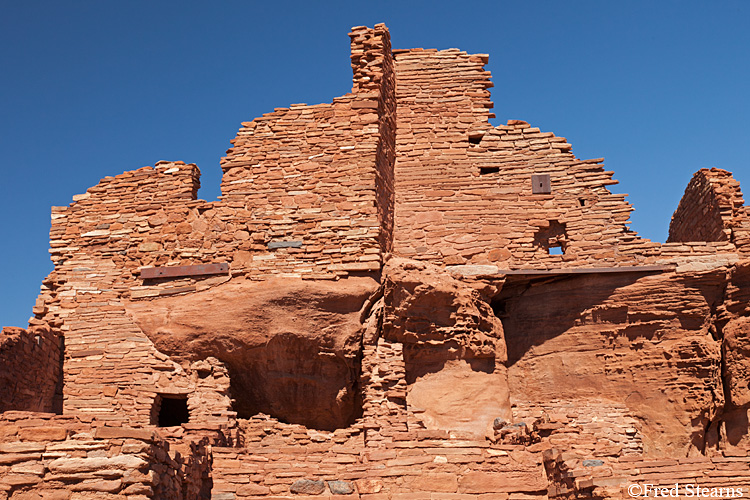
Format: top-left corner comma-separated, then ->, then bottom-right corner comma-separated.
1,23 -> 750,500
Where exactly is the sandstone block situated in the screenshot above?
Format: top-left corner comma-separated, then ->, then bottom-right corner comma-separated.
458,471 -> 546,493
70,479 -> 122,492
48,455 -> 148,474
236,482 -> 271,495
356,479 -> 384,494
94,426 -> 154,441
18,427 -> 67,441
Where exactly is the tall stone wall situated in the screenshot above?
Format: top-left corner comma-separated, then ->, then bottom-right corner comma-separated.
350,24 -> 396,255
391,52 -> 745,270
0,327 -> 62,414
25,25 -> 400,426
669,168 -> 750,252
219,95 -> 384,277
391,46 -> 661,270
29,162 -> 232,426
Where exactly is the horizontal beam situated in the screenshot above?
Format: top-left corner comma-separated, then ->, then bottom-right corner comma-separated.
447,264 -> 676,277
140,263 -> 229,279
498,265 -> 676,276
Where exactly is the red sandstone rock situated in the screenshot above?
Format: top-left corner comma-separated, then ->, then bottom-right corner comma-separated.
383,258 -> 511,436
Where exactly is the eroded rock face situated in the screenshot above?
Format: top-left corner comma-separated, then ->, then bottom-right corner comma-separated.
497,270 -> 726,456
718,260 -> 750,449
382,258 -> 511,436
125,276 -> 378,430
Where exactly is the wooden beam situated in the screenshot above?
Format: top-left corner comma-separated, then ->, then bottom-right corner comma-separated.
497,265 -> 675,276
140,263 -> 229,279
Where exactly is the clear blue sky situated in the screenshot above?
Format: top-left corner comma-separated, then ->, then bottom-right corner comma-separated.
1,1 -> 748,328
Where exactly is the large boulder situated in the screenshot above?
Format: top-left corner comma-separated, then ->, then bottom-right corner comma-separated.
382,258 -> 511,436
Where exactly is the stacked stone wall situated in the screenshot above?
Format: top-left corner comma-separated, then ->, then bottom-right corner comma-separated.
0,327 -> 62,414
218,95 -> 383,278
391,52 -> 745,270
0,412 -> 211,500
212,416 -> 548,499
669,168 -> 750,252
349,24 -> 396,255
25,25 -> 399,425
546,452 -> 750,499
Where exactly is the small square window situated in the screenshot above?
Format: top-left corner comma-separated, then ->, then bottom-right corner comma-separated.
152,394 -> 190,427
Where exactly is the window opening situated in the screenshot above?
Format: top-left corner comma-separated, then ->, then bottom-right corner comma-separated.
153,394 -> 190,427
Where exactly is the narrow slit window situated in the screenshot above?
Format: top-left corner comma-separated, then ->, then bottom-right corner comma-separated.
480,166 -> 500,175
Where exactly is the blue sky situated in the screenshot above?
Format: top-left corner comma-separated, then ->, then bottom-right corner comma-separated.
1,1 -> 748,328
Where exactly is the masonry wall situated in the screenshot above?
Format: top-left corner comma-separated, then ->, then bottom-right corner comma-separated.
30,162 -> 231,426
350,24 -> 396,255
209,336 -> 549,499
0,412 -> 211,500
219,95 -> 383,277
0,327 -> 62,414
668,168 -> 744,243
391,51 -> 743,270
215,24 -> 396,278
26,25 -> 400,426
22,24 -> 401,427
669,168 -> 750,255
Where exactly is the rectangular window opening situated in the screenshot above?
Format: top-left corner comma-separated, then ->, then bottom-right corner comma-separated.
480,166 -> 500,175
153,394 -> 190,427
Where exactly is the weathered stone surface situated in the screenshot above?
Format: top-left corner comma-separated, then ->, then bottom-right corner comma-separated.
501,270 -> 726,456
405,473 -> 458,492
48,455 -> 148,474
290,479 -> 325,494
94,426 -> 154,442
327,480 -> 354,494
459,470 -> 547,493
19,427 -> 67,442
0,453 -> 42,465
383,258 -> 511,436
70,479 -> 122,492
355,478 -> 384,494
